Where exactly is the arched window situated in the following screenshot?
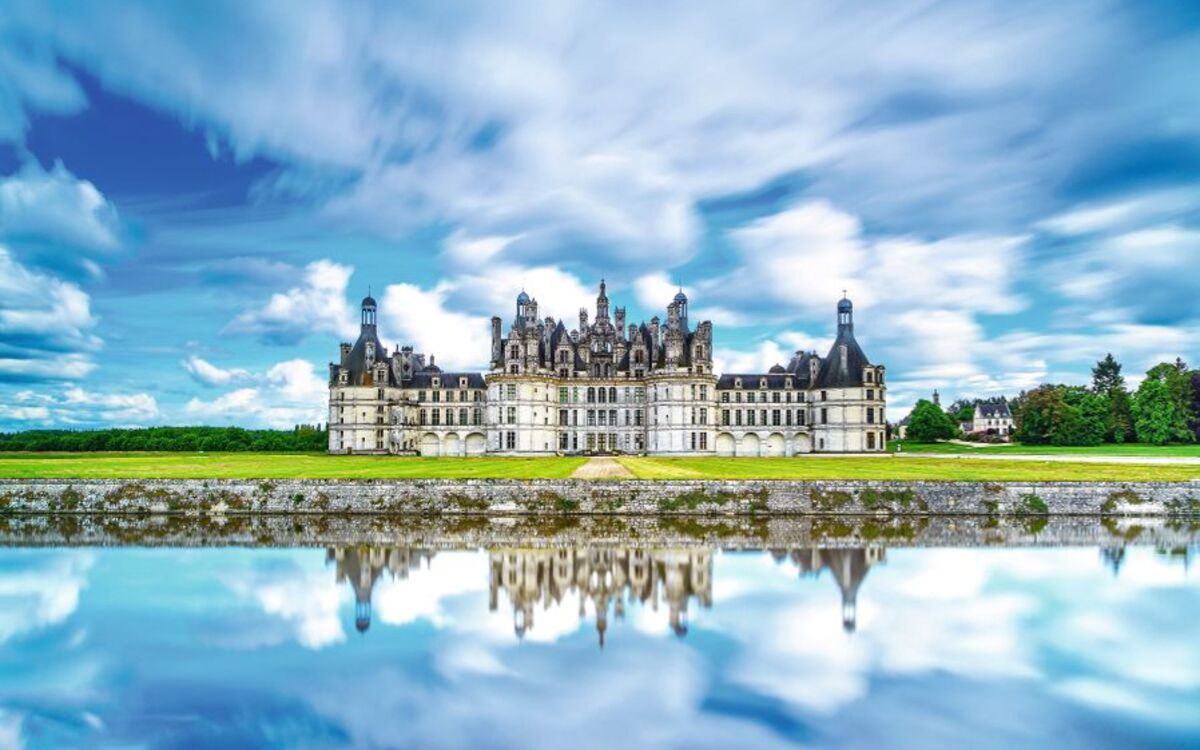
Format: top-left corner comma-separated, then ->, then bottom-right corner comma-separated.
587,387 -> 595,403
609,387 -> 617,402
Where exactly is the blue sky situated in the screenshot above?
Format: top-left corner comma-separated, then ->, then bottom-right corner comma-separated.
0,0 -> 1198,428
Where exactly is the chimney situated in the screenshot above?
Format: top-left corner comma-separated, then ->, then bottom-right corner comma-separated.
490,316 -> 502,366
340,342 -> 352,365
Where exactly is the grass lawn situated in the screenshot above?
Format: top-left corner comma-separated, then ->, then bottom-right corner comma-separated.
889,441 -> 1200,457
1,452 -> 1197,482
0,452 -> 586,480
617,456 -> 1200,482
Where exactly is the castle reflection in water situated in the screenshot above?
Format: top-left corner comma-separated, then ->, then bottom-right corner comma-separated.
327,545 -> 885,643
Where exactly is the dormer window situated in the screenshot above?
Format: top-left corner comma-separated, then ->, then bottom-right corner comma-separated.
734,378 -> 742,388
432,377 -> 440,387
759,378 -> 767,389
459,377 -> 468,388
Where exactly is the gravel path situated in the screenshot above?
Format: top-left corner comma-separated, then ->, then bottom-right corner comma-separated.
570,456 -> 636,479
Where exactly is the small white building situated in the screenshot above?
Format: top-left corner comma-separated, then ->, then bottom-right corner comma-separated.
964,401 -> 1014,438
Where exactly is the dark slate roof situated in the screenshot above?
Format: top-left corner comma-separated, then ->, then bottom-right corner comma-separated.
340,326 -> 390,386
407,371 -> 486,389
768,364 -> 786,374
977,402 -> 1012,419
716,373 -> 805,390
815,330 -> 871,388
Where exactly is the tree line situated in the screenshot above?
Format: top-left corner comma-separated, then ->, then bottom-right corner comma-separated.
0,425 -> 328,452
904,354 -> 1200,446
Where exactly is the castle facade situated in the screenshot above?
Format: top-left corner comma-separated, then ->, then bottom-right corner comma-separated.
328,282 -> 886,455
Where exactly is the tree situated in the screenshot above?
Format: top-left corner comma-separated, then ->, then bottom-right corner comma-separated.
1091,353 -> 1125,394
1136,362 -> 1194,443
1133,378 -> 1181,445
1014,385 -> 1065,445
1052,392 -> 1106,446
947,398 -> 975,425
1107,388 -> 1135,443
905,399 -> 957,442
1191,371 -> 1200,442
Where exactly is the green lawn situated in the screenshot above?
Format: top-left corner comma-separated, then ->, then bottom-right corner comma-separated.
0,452 -> 586,480
2,451 -> 1197,482
617,456 -> 1200,482
889,440 -> 1200,457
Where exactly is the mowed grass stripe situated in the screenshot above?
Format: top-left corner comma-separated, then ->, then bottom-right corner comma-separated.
616,456 -> 1200,482
0,453 -> 586,480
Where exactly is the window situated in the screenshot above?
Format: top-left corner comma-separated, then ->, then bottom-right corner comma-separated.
446,409 -> 455,425
431,410 -> 441,425
559,410 -> 568,426
867,389 -> 874,401
690,432 -> 697,450
506,406 -> 516,424
722,409 -> 730,426
560,433 -> 569,450
721,392 -> 730,403
559,387 -> 569,403
587,410 -> 596,426
432,391 -> 440,403
700,433 -> 707,450
635,410 -> 643,426
505,431 -> 516,450
735,410 -> 743,426
700,385 -> 708,400
866,371 -> 874,383
821,408 -> 828,424
505,384 -> 517,400
799,410 -> 806,426
867,407 -> 875,424
473,408 -> 482,425
772,409 -> 781,426
747,410 -> 755,426
821,391 -> 828,401
587,387 -> 596,403
419,409 -> 427,425
772,392 -> 780,403
699,408 -> 708,425
867,432 -> 876,450
459,408 -> 468,425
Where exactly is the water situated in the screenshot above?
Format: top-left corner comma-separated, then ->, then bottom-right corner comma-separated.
1,535 -> 1197,749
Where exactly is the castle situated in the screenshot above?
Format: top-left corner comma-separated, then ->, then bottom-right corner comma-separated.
328,281 -> 886,455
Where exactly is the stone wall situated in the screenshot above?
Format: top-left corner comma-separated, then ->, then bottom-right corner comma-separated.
1,512 -> 1195,550
2,478 -> 1199,516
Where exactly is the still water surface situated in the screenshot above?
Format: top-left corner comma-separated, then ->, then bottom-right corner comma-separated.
1,541 -> 1197,749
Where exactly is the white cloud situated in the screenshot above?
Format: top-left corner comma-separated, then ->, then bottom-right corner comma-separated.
0,161 -> 120,251
183,358 -> 327,428
0,0 -> 1143,271
379,255 -> 597,371
225,259 -> 357,344
182,355 -> 250,387
0,552 -> 94,645
0,245 -> 102,382
227,562 -> 346,650
62,387 -> 160,422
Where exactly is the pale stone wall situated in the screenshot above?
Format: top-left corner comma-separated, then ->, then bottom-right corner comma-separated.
3,479 -> 1197,517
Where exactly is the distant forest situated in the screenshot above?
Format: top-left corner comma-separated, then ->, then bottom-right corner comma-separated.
0,425 -> 327,452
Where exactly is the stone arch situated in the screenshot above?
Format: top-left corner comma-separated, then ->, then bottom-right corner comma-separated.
766,433 -> 786,456
793,432 -> 813,454
465,432 -> 487,455
419,432 -> 441,457
443,432 -> 462,456
715,432 -> 736,457
738,433 -> 761,457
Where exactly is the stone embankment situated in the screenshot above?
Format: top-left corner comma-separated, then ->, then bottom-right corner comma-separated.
2,478 -> 1199,517
1,513 -> 1195,550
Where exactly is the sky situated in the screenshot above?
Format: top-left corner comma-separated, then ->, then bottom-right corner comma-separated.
0,0 -> 1198,429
